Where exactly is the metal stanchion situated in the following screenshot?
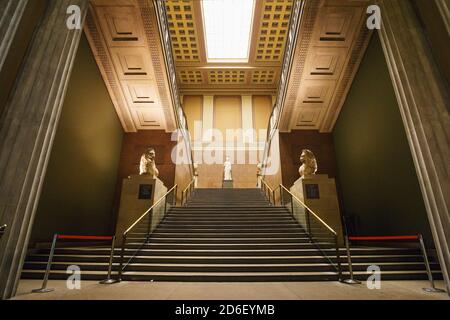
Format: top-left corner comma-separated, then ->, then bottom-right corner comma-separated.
342,236 -> 361,284
32,234 -> 58,293
99,236 -> 119,284
418,234 -> 445,293
117,235 -> 127,282
335,235 -> 343,282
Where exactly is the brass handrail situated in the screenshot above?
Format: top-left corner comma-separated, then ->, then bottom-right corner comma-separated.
181,178 -> 195,206
118,185 -> 177,281
123,185 -> 178,236
279,185 -> 337,236
261,179 -> 276,205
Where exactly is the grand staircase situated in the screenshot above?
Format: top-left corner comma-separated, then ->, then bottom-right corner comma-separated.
21,188 -> 442,281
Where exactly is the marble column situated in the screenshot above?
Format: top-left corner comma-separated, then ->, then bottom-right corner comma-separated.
0,0 -> 29,72
377,0 -> 450,293
0,0 -> 88,299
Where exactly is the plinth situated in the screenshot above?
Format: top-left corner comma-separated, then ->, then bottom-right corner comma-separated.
290,174 -> 344,245
115,175 -> 167,243
222,180 -> 234,188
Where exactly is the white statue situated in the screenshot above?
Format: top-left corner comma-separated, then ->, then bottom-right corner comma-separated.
139,148 -> 159,178
256,163 -> 263,188
193,162 -> 199,188
224,157 -> 232,181
256,163 -> 263,176
299,149 -> 318,178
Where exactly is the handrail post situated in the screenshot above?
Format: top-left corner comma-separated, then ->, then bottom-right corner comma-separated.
418,234 -> 446,292
290,193 -> 294,218
100,236 -> 119,284
342,235 -> 360,284
32,234 -> 58,293
280,185 -> 284,206
174,185 -> 178,206
306,209 -> 312,242
181,190 -> 184,207
117,234 -> 127,282
147,210 -> 153,240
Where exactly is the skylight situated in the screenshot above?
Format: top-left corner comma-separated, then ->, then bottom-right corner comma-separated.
202,0 -> 255,62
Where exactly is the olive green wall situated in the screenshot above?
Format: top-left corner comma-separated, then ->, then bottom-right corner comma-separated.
31,34 -> 124,243
333,33 -> 433,243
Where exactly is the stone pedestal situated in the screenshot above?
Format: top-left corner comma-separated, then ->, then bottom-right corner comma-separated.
256,175 -> 262,188
290,175 -> 343,245
115,175 -> 167,243
222,180 -> 234,189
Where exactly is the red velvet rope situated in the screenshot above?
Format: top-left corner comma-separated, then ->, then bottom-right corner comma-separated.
348,235 -> 419,241
57,235 -> 113,241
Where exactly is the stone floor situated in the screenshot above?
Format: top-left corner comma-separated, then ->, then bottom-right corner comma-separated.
12,280 -> 449,300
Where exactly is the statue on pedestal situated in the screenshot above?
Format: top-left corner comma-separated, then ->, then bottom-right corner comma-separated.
224,157 -> 232,181
139,148 -> 159,178
299,149 -> 317,178
193,162 -> 199,188
256,163 -> 263,188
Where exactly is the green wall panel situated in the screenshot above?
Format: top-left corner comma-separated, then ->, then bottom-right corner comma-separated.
333,33 -> 433,244
31,34 -> 124,242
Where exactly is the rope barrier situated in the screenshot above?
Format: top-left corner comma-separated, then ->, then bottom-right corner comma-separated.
342,233 -> 446,293
32,234 -> 117,294
57,235 -> 114,241
348,235 -> 419,241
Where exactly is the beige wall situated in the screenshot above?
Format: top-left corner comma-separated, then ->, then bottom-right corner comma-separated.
214,96 -> 242,141
253,95 -> 272,142
183,94 -> 272,188
183,95 -> 203,141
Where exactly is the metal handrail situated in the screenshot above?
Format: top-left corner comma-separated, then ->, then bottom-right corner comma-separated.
261,179 -> 276,205
118,185 -> 177,281
279,185 -> 337,235
181,178 -> 195,206
123,185 -> 177,236
279,184 -> 342,281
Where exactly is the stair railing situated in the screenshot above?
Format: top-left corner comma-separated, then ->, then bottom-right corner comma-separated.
279,185 -> 343,281
181,178 -> 196,206
117,185 -> 177,281
261,180 -> 276,206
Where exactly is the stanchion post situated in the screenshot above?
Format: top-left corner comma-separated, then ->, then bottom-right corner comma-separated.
342,236 -> 361,284
99,236 -> 119,284
117,235 -> 127,282
418,234 -> 445,293
32,234 -> 58,293
335,234 -> 343,282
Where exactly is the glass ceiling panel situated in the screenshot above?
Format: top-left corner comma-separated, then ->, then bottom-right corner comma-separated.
202,0 -> 255,62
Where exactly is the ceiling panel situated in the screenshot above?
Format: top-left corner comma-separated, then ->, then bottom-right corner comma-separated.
166,0 -> 294,94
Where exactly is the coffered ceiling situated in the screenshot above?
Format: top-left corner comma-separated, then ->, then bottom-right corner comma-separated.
83,0 -> 372,133
84,0 -> 176,132
166,0 -> 294,95
279,0 -> 373,132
